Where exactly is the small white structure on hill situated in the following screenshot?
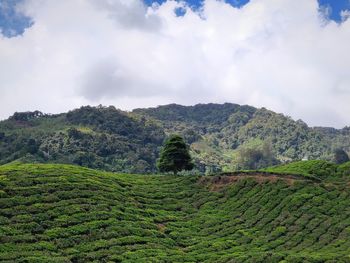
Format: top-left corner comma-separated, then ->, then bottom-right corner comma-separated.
302,156 -> 309,161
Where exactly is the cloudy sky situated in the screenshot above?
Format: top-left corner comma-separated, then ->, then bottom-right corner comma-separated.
0,0 -> 350,128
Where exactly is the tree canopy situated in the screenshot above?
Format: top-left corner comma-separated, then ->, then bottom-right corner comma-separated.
334,149 -> 350,164
1,104 -> 350,173
236,139 -> 279,170
157,134 -> 194,175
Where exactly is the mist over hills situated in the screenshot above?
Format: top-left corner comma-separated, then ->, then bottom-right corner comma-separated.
0,103 -> 349,174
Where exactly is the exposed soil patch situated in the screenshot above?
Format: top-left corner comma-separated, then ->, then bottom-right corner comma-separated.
157,223 -> 166,233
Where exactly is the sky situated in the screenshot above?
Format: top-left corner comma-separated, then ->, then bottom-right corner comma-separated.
0,0 -> 350,128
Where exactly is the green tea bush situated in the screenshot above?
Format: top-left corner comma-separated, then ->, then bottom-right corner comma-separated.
0,163 -> 350,262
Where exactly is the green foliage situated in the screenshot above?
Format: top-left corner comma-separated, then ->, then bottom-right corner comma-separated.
135,104 -> 350,172
264,160 -> 338,179
1,103 -> 350,173
334,148 -> 350,164
236,139 -> 279,170
157,135 -> 194,174
1,163 -> 350,262
337,161 -> 350,177
0,106 -> 165,173
9,110 -> 44,121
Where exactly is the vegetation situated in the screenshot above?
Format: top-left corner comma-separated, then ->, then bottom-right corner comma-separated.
263,160 -> 338,179
334,148 -> 350,164
1,103 -> 350,173
338,161 -> 350,177
236,140 -> 279,170
132,104 -> 350,172
0,106 -> 164,173
1,163 -> 350,262
157,135 -> 194,175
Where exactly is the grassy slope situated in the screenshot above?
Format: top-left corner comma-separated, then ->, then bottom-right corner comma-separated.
263,160 -> 350,182
1,164 -> 350,262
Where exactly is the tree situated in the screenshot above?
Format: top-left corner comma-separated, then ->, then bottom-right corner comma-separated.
157,134 -> 194,175
334,149 -> 349,164
9,111 -> 43,121
26,138 -> 39,154
236,139 -> 279,170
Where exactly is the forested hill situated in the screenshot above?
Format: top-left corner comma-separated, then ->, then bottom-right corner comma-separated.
0,103 -> 349,173
133,103 -> 350,172
0,106 -> 165,173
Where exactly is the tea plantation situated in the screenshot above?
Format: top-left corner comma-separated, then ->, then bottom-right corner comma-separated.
1,162 -> 350,262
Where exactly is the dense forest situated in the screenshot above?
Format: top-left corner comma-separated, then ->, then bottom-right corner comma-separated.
0,103 -> 349,174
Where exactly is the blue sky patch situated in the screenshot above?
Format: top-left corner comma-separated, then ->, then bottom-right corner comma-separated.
318,0 -> 350,22
145,0 -> 350,23
0,0 -> 33,37
0,0 -> 349,38
174,6 -> 187,17
144,0 -> 249,9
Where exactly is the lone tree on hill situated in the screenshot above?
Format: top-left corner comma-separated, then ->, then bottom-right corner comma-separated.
157,134 -> 194,175
334,149 -> 350,164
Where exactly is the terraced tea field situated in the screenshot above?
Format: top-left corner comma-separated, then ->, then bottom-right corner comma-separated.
1,163 -> 350,262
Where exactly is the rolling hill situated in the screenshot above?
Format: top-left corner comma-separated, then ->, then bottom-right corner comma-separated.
0,103 -> 349,173
1,162 -> 350,262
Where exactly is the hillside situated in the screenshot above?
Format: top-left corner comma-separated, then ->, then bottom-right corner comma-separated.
1,163 -> 350,262
0,103 -> 349,173
134,104 -> 350,172
0,106 -> 165,173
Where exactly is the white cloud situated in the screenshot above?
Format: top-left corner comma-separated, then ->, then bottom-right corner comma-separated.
0,0 -> 350,128
341,9 -> 350,22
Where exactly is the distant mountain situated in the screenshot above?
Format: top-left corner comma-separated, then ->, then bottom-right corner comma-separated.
0,103 -> 349,173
